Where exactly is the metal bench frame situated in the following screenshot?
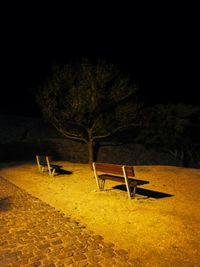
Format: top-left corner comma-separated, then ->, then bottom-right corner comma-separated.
36,155 -> 56,176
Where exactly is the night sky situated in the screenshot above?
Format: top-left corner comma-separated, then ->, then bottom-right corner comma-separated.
1,3 -> 199,117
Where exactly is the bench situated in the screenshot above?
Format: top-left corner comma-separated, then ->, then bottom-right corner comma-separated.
92,162 -> 141,199
36,155 -> 56,176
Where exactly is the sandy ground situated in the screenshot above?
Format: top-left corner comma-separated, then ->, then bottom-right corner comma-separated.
0,161 -> 200,267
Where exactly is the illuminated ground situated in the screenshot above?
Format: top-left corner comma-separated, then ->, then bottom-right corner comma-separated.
0,161 -> 200,266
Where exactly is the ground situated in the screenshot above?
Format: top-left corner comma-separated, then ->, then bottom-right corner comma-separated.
0,161 -> 200,266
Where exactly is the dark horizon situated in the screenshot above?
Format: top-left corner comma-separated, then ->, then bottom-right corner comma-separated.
1,4 -> 199,117
1,53 -> 198,118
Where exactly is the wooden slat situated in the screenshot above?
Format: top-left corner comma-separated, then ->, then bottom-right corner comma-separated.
99,174 -> 125,182
95,163 -> 135,177
99,174 -> 136,184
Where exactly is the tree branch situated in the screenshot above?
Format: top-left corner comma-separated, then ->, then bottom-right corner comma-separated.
51,121 -> 88,144
93,123 -> 141,141
114,92 -> 135,104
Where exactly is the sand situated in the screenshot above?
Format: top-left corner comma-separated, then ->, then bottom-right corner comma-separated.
0,161 -> 200,266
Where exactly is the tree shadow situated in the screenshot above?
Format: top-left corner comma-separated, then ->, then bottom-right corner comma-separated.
0,197 -> 12,212
113,185 -> 174,198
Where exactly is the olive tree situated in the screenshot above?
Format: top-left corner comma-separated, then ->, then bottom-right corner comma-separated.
36,59 -> 139,163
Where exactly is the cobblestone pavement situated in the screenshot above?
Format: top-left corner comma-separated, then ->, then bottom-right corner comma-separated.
0,176 -> 138,267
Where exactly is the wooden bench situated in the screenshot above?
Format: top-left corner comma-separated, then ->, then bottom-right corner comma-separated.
92,162 -> 141,199
36,155 -> 56,176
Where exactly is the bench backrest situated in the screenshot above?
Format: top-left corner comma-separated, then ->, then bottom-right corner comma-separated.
94,162 -> 135,177
36,155 -> 51,166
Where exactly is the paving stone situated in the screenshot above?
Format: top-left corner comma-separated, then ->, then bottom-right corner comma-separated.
0,175 -> 135,266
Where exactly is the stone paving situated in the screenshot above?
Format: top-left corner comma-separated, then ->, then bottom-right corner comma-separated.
0,176 -> 138,267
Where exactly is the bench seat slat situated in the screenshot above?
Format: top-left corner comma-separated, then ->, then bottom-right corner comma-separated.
99,174 -> 135,183
99,174 -> 126,182
99,175 -> 145,186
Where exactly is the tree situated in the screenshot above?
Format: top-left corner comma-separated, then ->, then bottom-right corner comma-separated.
36,59 -> 140,163
137,103 -> 200,166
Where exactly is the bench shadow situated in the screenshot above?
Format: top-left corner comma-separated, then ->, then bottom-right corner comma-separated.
52,166 -> 73,176
55,169 -> 73,175
0,197 -> 12,212
113,185 -> 174,198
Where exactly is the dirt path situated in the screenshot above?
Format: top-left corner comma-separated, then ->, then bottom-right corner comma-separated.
0,161 -> 200,266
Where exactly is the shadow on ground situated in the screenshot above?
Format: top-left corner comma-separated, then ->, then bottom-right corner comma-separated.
55,168 -> 73,175
50,165 -> 72,175
0,197 -> 12,212
113,185 -> 174,198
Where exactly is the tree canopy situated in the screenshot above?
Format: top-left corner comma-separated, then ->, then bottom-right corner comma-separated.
136,103 -> 200,166
36,59 -> 140,163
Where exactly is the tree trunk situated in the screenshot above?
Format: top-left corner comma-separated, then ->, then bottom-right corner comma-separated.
88,139 -> 94,164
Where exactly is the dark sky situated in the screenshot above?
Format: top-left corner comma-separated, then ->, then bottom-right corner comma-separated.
1,3 -> 199,117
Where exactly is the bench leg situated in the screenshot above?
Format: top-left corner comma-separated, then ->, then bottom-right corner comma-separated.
92,163 -> 101,190
130,185 -> 137,198
133,186 -> 137,198
47,167 -> 56,176
100,179 -> 105,190
36,156 -> 43,173
122,166 -> 132,199
51,169 -> 55,176
45,157 -> 55,176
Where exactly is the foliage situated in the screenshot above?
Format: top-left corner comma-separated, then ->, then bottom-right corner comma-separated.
36,59 -> 140,163
136,103 -> 200,166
